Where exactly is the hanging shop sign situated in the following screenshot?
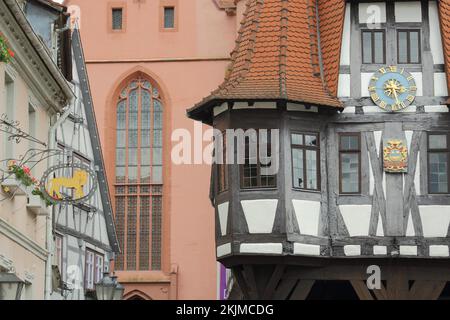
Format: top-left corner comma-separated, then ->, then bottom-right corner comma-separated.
383,139 -> 408,173
39,163 -> 98,205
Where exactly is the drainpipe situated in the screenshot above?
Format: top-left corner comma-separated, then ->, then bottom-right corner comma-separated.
44,101 -> 73,300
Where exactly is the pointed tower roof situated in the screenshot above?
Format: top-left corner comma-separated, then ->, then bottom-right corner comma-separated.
188,0 -> 345,123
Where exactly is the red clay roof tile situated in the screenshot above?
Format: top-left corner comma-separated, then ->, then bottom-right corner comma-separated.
189,0 -> 450,123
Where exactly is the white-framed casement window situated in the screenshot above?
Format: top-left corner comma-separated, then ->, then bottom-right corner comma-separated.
95,254 -> 104,284
55,235 -> 63,276
85,249 -> 104,291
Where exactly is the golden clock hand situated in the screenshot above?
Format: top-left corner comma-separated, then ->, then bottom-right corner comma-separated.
392,87 -> 400,104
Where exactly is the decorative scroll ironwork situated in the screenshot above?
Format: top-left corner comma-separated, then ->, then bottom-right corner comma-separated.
0,113 -> 47,146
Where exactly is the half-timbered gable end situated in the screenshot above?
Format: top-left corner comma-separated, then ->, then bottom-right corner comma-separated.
50,29 -> 120,300
188,0 -> 450,300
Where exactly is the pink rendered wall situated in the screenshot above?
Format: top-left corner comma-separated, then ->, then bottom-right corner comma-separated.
64,0 -> 237,300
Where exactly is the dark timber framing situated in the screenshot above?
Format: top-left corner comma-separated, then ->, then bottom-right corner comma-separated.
205,0 -> 450,301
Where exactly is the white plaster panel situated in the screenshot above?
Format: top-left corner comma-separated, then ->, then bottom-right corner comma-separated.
292,200 -> 321,236
405,131 -> 413,151
340,3 -> 351,66
217,243 -> 232,258
340,205 -> 372,236
400,246 -> 418,256
406,212 -> 415,236
342,107 -> 356,114
429,245 -> 450,257
424,105 -> 449,113
361,73 -> 373,97
359,3 -> 386,24
369,155 -> 374,196
294,243 -> 321,256
218,202 -> 229,236
240,243 -> 283,255
376,215 -> 384,237
362,106 -> 385,113
395,1 -> 422,22
241,200 -> 278,234
374,131 -> 382,156
214,103 -> 228,117
411,72 -> 423,96
415,151 -> 421,195
344,245 -> 361,256
374,246 -> 387,255
286,103 -> 318,113
254,102 -> 277,109
429,1 -> 445,64
419,206 -> 450,237
434,73 -> 449,97
233,102 -> 276,110
338,74 -> 351,98
398,105 -> 417,113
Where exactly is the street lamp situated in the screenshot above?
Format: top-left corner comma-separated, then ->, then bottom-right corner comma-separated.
95,272 -> 124,300
112,279 -> 124,300
0,273 -> 24,300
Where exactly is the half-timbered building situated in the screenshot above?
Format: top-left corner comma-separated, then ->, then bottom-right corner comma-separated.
23,0 -> 120,300
188,0 -> 450,300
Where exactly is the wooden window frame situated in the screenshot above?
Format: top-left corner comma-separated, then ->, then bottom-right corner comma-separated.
339,133 -> 362,195
84,249 -> 104,291
217,131 -> 229,193
361,29 -> 386,65
291,132 -> 321,192
55,234 -> 63,277
427,132 -> 450,195
397,29 -> 422,64
240,130 -> 277,190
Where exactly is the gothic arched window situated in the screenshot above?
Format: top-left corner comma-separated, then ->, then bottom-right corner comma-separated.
114,77 -> 163,271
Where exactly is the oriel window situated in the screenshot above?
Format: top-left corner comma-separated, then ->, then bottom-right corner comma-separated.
217,132 -> 228,193
339,134 -> 361,194
428,133 -> 450,194
291,133 -> 320,191
241,130 -> 277,189
398,30 -> 421,64
362,30 -> 386,64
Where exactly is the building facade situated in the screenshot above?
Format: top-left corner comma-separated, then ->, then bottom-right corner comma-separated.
64,0 -> 244,300
0,0 -> 120,300
188,0 -> 450,300
23,0 -> 121,300
0,0 -> 73,300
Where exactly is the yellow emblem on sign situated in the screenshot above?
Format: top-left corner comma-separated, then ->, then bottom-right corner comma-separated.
47,169 -> 88,200
383,140 -> 408,173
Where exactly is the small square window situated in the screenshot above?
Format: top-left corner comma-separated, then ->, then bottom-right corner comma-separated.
164,7 -> 175,29
112,8 -> 123,30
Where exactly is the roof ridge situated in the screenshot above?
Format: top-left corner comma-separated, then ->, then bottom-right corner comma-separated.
219,0 -> 264,96
279,0 -> 289,98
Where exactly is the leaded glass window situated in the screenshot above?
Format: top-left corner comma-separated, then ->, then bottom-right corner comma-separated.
428,133 -> 450,194
115,77 -> 163,271
291,133 -> 320,191
339,134 -> 361,194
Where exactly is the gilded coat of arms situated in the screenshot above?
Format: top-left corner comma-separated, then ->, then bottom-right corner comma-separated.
383,139 -> 408,173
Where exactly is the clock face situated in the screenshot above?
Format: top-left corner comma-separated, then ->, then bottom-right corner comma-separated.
368,66 -> 417,112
